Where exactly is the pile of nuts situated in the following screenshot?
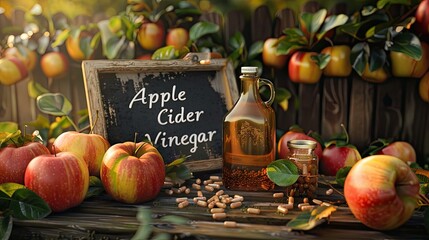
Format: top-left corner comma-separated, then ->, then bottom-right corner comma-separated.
163,175 -> 336,227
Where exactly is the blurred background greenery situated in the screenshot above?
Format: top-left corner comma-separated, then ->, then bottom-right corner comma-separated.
1,0 -> 370,20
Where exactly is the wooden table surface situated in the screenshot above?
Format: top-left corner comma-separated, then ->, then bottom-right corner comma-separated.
10,174 -> 429,240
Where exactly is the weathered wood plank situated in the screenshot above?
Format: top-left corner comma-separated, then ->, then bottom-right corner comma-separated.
348,76 -> 374,151
273,8 -> 296,37
251,5 -> 272,42
373,78 -> 403,140
321,77 -> 349,140
224,10 -> 245,47
298,83 -> 321,133
401,78 -> 429,164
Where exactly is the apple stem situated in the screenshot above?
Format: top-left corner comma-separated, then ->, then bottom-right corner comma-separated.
52,145 -> 57,157
134,132 -> 138,149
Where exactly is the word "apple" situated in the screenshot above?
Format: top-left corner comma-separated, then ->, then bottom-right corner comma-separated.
129,85 -> 186,109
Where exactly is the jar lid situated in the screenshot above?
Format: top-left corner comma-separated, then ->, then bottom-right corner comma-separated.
241,66 -> 258,74
287,139 -> 317,149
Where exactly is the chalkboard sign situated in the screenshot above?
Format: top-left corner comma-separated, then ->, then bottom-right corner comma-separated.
82,58 -> 238,172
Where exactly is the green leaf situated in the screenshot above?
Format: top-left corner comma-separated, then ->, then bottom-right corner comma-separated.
351,42 -> 369,76
287,206 -> 336,230
36,93 -> 72,116
0,122 -> 18,133
189,21 -> 219,41
390,32 -> 422,60
49,116 -> 72,138
28,80 -> 49,99
310,53 -> 331,69
98,19 -> 125,59
248,41 -> 263,60
229,32 -> 245,52
27,115 -> 50,130
335,166 -> 352,186
275,87 -> 292,111
276,38 -> 305,55
132,207 -> 153,240
0,215 -> 13,240
300,9 -> 327,35
377,0 -> 412,9
0,190 -> 11,211
51,29 -> 70,48
317,14 -> 349,41
266,159 -> 299,187
152,46 -> 178,60
166,156 -> 187,168
368,47 -> 386,71
166,164 -> 193,185
9,188 -> 51,220
0,183 -> 26,197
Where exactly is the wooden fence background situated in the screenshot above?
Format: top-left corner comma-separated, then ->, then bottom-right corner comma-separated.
1,1 -> 428,165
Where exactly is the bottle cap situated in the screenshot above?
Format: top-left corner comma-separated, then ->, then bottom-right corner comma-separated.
241,66 -> 258,74
287,140 -> 317,149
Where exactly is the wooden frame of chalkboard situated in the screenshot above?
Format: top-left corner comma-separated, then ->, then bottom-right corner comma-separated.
82,58 -> 238,172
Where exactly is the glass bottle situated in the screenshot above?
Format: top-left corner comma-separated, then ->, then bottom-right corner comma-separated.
286,140 -> 319,198
222,66 -> 276,191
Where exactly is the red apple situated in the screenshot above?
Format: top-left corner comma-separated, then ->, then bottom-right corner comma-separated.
390,42 -> 429,78
321,45 -> 352,77
320,144 -> 361,176
24,152 -> 89,212
137,21 -> 165,51
53,131 -> 110,177
288,51 -> 322,84
262,38 -> 288,69
4,46 -> 38,71
419,70 -> 429,102
100,142 -> 165,204
277,130 -> 323,160
0,57 -> 29,85
0,141 -> 50,184
361,63 -> 388,83
376,141 -> 416,164
414,0 -> 429,36
344,155 -> 420,230
40,52 -> 69,78
166,27 -> 189,49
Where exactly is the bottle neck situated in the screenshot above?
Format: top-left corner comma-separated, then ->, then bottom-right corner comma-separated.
240,73 -> 259,100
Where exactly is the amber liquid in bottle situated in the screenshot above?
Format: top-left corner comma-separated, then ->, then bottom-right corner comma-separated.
222,67 -> 276,191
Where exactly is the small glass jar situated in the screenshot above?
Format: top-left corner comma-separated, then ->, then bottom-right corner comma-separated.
286,139 -> 318,198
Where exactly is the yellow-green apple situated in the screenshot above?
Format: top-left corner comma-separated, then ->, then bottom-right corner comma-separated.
262,38 -> 288,69
288,51 -> 322,84
376,141 -> 416,164
321,143 -> 361,176
4,46 -> 38,71
166,27 -> 189,49
0,141 -> 50,184
0,57 -> 29,85
24,152 -> 89,212
390,42 -> 429,78
361,63 -> 388,83
414,0 -> 429,36
40,52 -> 69,78
100,141 -> 165,204
321,45 -> 352,77
277,129 -> 323,160
53,131 -> 110,177
137,21 -> 165,51
344,155 -> 420,230
419,71 -> 429,102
